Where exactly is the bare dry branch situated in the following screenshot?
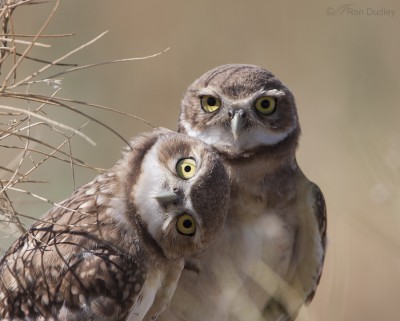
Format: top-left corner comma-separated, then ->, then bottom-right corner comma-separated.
0,104 -> 96,145
1,0 -> 61,89
8,30 -> 108,89
45,47 -> 170,80
0,0 -> 157,240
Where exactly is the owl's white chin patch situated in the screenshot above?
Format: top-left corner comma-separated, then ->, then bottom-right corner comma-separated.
183,123 -> 294,152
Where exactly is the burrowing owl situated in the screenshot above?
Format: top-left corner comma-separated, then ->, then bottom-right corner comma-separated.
159,64 -> 327,321
0,128 -> 230,321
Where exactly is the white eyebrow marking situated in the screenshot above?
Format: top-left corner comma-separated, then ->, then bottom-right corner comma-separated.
198,87 -> 286,99
197,87 -> 222,97
262,89 -> 286,97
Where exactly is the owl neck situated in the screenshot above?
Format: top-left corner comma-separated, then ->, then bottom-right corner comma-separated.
216,127 -> 300,194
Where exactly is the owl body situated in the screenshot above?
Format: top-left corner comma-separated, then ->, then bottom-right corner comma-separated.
0,128 -> 230,321
160,64 -> 326,321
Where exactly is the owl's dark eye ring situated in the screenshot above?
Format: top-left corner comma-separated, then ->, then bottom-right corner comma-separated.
201,95 -> 221,113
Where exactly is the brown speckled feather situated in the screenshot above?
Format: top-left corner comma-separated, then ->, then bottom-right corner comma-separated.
0,174 -> 145,321
0,129 -> 230,321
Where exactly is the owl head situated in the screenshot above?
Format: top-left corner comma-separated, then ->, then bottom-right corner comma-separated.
178,64 -> 301,157
120,129 -> 230,260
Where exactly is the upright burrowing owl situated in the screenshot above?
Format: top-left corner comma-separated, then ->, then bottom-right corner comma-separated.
0,128 -> 230,321
160,64 -> 327,321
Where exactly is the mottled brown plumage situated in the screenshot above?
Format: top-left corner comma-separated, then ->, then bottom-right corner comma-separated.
159,64 -> 327,321
0,128 -> 230,321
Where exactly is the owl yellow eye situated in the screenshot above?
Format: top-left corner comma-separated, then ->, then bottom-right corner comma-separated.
255,96 -> 276,115
176,158 -> 196,180
201,95 -> 221,113
177,214 -> 196,235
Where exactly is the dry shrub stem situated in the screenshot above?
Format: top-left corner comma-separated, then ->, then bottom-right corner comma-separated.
0,0 -> 166,237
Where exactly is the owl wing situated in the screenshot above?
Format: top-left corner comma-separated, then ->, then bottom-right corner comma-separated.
262,182 -> 327,321
0,234 -> 146,321
58,245 -> 146,321
0,176 -> 147,320
305,182 -> 327,303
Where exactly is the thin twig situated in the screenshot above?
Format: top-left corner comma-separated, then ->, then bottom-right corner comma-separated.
0,86 -> 57,139
0,33 -> 75,38
51,97 -> 155,128
0,0 -> 47,13
1,93 -> 132,148
8,29 -> 108,89
0,165 -> 26,178
0,131 -> 92,173
7,187 -> 98,223
1,0 -> 61,90
45,47 -> 170,80
0,145 -> 103,172
0,37 -> 50,47
0,181 -> 25,233
0,111 -> 22,115
0,105 -> 96,145
15,52 -> 77,66
2,122 -> 104,193
9,211 -> 99,228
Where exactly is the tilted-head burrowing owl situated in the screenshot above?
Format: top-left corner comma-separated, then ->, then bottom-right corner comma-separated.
158,64 -> 327,321
0,128 -> 230,321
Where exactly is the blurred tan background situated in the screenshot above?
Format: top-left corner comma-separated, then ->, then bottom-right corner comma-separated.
2,0 -> 400,320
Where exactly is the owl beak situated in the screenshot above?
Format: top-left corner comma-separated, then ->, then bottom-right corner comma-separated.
153,191 -> 179,205
230,110 -> 245,140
